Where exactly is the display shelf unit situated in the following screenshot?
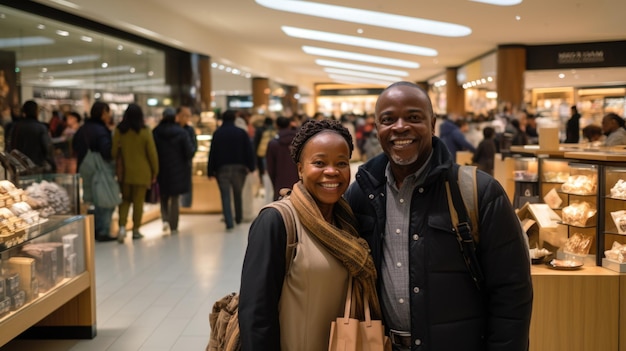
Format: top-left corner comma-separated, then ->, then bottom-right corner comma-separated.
0,215 -> 95,347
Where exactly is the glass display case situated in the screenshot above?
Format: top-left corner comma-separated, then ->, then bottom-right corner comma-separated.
17,173 -> 80,215
513,157 -> 538,182
603,167 -> 626,250
0,214 -> 95,346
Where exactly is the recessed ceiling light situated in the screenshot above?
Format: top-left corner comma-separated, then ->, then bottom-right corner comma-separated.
356,28 -> 363,34
282,26 -> 437,56
515,15 -> 521,21
101,62 -> 108,68
130,67 -> 136,73
117,45 -> 124,51
303,46 -> 419,68
558,73 -> 565,79
37,24 -> 45,30
67,59 -> 73,64
55,30 -> 69,37
211,62 -> 218,68
323,67 -> 404,82
469,0 -> 522,5
256,0 -> 471,37
135,49 -> 143,55
315,59 -> 408,77
80,36 -> 93,42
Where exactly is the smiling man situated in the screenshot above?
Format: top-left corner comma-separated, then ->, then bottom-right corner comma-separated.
345,81 -> 533,351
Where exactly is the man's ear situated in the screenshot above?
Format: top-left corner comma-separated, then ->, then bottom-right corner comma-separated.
431,114 -> 437,135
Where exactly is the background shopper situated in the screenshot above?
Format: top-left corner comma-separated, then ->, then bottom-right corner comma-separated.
113,103 -> 159,242
153,107 -> 194,235
73,101 -> 116,241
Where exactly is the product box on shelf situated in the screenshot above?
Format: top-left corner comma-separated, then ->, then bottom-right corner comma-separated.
602,258 -> 626,273
0,295 -> 10,317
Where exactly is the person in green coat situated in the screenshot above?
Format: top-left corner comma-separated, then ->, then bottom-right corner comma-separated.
112,103 -> 159,242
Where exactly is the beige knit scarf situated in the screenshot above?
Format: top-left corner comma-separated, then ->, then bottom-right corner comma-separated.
290,182 -> 382,320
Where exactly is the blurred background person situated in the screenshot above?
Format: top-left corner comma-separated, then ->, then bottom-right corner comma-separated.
266,116 -> 298,200
73,101 -> 115,241
113,103 -> 159,242
472,126 -> 497,176
582,124 -> 604,144
153,107 -> 194,235
565,105 -> 581,143
525,113 -> 539,144
602,112 -> 626,146
440,117 -> 475,162
177,106 -> 196,208
53,111 -> 81,173
8,100 -> 56,172
208,109 -> 255,230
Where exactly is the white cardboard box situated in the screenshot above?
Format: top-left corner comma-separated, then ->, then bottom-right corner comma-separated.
602,258 -> 626,273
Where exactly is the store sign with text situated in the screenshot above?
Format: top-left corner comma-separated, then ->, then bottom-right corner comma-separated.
526,40 -> 626,70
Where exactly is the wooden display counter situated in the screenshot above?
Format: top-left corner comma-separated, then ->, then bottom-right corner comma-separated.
0,216 -> 97,346
530,265 -> 621,351
180,175 -> 222,214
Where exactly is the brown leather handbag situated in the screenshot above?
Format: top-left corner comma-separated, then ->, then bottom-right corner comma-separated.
328,278 -> 391,351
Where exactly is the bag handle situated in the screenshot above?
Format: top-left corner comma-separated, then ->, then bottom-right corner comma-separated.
341,278 -> 353,324
340,278 -> 373,326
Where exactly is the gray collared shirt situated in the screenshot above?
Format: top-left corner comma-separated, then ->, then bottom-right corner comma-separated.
381,153 -> 432,332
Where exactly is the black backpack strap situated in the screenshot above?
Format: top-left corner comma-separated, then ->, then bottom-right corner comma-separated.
445,166 -> 484,290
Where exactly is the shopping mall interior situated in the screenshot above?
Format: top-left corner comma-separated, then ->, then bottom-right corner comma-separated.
0,0 -> 626,350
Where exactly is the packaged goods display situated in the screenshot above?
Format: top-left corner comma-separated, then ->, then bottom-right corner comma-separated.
543,188 -> 563,209
561,201 -> 596,227
563,233 -> 594,256
605,241 -> 626,263
561,174 -> 597,194
610,210 -> 626,234
609,179 -> 626,199
23,180 -> 71,217
543,171 -> 569,183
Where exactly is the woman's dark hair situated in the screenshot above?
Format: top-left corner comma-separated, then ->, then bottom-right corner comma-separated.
483,126 -> 495,139
606,112 -> 626,129
290,119 -> 354,163
90,101 -> 109,122
161,107 -> 176,124
118,103 -> 145,133
67,111 -> 82,123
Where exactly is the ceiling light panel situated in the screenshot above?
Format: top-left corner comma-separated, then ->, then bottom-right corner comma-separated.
469,0 -> 522,5
328,74 -> 395,86
282,26 -> 437,57
0,37 -> 54,48
256,0 -> 471,37
303,46 -> 419,68
315,59 -> 408,76
18,54 -> 100,67
323,68 -> 404,82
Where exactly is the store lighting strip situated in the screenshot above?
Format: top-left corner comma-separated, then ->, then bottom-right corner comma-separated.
18,54 -> 100,67
0,37 -> 54,48
469,0 -> 522,5
328,74 -> 396,86
323,68 -> 404,82
303,46 -> 419,68
282,26 -> 437,57
462,76 -> 493,89
256,0 -> 471,37
315,59 -> 408,77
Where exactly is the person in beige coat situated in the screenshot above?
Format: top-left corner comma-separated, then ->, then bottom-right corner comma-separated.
112,103 -> 159,242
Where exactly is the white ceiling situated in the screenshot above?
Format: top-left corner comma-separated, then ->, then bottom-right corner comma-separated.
25,0 -> 626,93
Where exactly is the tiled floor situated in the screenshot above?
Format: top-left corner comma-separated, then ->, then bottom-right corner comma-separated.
0,210 -> 255,351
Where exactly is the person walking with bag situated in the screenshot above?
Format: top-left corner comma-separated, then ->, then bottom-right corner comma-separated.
345,82 -> 532,351
152,107 -> 194,235
73,101 -> 117,242
239,119 -> 382,351
113,103 -> 159,242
